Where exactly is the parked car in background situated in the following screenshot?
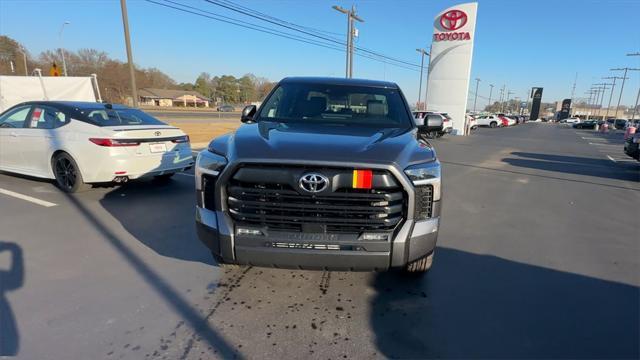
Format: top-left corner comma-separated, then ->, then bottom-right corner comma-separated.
573,120 -> 597,129
217,105 -> 235,112
499,115 -> 516,127
475,114 -> 502,128
565,118 -> 581,124
0,101 -> 194,192
623,132 -> 640,160
613,119 -> 627,130
467,114 -> 477,130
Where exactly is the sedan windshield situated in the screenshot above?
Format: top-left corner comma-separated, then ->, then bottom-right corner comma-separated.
82,108 -> 166,126
256,82 -> 413,128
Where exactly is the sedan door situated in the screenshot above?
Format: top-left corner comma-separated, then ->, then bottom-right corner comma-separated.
19,105 -> 69,177
0,104 -> 32,172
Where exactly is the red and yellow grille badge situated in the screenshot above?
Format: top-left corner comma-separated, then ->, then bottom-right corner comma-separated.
352,169 -> 373,189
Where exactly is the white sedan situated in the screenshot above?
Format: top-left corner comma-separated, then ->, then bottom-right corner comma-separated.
565,118 -> 581,124
0,101 -> 194,192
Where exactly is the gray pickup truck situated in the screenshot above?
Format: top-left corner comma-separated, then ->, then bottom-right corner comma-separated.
195,77 -> 443,274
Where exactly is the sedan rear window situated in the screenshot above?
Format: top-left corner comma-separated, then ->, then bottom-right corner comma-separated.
82,108 -> 166,126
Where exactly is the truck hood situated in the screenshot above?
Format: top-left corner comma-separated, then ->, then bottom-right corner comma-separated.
211,121 -> 436,167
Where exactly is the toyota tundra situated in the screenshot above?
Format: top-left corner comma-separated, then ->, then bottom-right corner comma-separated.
195,77 -> 442,273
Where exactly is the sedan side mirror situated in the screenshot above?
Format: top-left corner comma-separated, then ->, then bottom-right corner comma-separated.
241,105 -> 257,123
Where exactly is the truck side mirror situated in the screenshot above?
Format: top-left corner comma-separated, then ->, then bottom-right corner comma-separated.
241,105 -> 257,123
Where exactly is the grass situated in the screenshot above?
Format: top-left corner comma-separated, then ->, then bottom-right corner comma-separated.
168,122 -> 241,145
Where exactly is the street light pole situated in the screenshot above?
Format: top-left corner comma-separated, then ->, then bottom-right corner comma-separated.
472,78 -> 481,112
17,46 -> 28,76
58,21 -> 70,76
120,0 -> 138,107
506,90 -> 514,113
487,84 -> 494,112
332,5 -> 364,78
416,48 -> 428,110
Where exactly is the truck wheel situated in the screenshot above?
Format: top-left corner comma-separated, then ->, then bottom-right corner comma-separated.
52,152 -> 90,193
490,121 -> 497,128
404,251 -> 434,274
212,252 -> 241,269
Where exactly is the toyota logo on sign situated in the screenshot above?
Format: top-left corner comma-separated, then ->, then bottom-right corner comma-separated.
440,10 -> 467,31
299,173 -> 329,193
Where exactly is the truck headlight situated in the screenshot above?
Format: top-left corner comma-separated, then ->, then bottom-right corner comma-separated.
404,160 -> 441,182
404,161 -> 441,204
195,151 -> 227,191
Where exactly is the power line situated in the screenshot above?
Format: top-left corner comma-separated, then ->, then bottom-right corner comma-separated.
145,0 -> 420,72
203,0 -> 422,69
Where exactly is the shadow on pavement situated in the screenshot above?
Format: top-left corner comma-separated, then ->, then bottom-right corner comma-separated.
502,153 -> 639,183
61,191 -> 236,358
0,241 -> 24,356
371,248 -> 640,359
99,176 -> 213,266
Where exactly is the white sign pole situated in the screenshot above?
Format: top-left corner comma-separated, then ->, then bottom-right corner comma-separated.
426,2 -> 478,136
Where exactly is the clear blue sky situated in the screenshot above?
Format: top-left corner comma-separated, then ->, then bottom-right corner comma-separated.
1,0 -> 639,108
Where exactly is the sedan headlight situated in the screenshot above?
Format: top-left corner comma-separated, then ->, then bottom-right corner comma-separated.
195,151 -> 227,190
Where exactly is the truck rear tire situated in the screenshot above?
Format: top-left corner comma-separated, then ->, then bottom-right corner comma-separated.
404,251 -> 434,274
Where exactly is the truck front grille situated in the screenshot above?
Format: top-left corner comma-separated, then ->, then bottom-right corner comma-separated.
226,166 -> 407,233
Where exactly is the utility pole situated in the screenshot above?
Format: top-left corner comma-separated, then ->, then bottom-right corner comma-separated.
602,76 -> 623,122
423,43 -> 432,109
18,46 -> 28,76
472,78 -> 481,112
570,72 -> 577,115
627,52 -> 640,120
58,21 -> 70,76
333,5 -> 364,78
506,90 -> 514,113
487,84 -> 494,111
416,48 -> 429,110
120,0 -> 138,107
593,83 -> 610,120
499,85 -> 505,112
611,67 -> 640,118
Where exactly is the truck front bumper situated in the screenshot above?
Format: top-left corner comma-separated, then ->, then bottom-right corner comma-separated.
195,202 -> 440,271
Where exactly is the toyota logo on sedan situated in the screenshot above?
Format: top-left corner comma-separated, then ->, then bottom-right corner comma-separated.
154,131 -> 161,136
299,173 -> 329,193
440,9 -> 467,31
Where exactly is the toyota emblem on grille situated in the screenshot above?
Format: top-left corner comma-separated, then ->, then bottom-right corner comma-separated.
154,131 -> 161,136
299,173 -> 329,193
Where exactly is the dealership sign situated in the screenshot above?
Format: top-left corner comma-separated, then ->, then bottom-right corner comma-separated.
426,2 -> 478,136
434,10 -> 472,41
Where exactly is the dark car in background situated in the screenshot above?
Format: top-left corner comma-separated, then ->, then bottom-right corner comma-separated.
573,120 -> 598,129
217,105 -> 235,112
624,132 -> 640,160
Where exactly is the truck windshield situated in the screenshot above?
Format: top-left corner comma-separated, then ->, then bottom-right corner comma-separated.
81,108 -> 166,126
256,82 -> 413,128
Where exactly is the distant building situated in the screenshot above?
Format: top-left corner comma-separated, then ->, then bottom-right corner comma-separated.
138,88 -> 210,107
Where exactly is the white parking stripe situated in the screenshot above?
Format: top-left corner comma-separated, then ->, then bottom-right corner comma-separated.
606,155 -> 617,163
0,188 -> 57,207
588,142 -> 620,146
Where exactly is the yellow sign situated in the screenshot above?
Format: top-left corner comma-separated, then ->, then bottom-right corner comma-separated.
49,62 -> 61,77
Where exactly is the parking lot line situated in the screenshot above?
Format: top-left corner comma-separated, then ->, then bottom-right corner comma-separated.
606,155 -> 617,163
588,142 -> 620,146
0,188 -> 57,207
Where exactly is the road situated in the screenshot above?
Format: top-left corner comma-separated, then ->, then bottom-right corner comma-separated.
147,110 -> 241,123
0,123 -> 638,359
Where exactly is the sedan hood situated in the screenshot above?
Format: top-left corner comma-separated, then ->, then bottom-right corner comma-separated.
211,121 -> 435,167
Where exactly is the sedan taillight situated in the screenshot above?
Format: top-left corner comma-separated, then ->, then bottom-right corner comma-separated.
89,138 -> 140,147
171,135 -> 190,143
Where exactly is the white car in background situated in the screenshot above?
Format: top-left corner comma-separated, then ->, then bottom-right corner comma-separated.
565,118 -> 581,124
475,114 -> 502,128
0,101 -> 194,193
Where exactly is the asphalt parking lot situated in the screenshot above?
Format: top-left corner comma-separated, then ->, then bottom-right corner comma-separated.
0,123 -> 638,359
